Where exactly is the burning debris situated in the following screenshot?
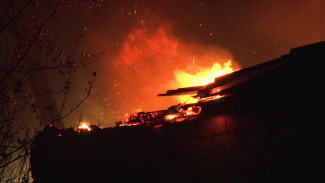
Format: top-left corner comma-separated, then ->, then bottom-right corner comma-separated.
40,122 -> 103,140
116,57 -> 237,127
109,25 -> 238,122
116,65 -> 234,127
117,101 -> 204,127
117,60 -> 235,127
31,42 -> 325,183
171,60 -> 236,103
78,122 -> 92,131
115,38 -> 307,127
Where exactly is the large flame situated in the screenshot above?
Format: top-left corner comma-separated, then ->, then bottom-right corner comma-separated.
108,25 -> 239,123
173,60 -> 236,103
175,60 -> 234,87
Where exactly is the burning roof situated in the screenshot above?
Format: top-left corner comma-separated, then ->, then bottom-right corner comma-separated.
31,41 -> 325,183
158,55 -> 284,100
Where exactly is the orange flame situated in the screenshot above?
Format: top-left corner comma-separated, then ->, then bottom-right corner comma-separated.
78,122 -> 91,131
164,114 -> 178,121
109,25 -> 240,122
181,106 -> 202,116
174,60 -> 236,103
175,60 -> 234,87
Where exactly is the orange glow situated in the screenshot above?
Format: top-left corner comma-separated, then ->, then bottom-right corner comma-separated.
119,122 -> 141,127
164,114 -> 178,121
181,106 -> 202,116
200,95 -> 225,102
110,25 -> 239,122
174,60 -> 235,103
154,124 -> 163,128
78,122 -> 91,131
175,60 -> 233,87
118,26 -> 178,66
211,87 -> 221,93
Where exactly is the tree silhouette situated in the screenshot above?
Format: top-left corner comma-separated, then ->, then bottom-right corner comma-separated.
0,0 -> 103,182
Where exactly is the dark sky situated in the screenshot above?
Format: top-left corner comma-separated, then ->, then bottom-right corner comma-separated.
43,0 -> 324,127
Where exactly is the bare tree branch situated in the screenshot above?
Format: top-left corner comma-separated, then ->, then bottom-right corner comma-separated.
0,152 -> 30,169
0,0 -> 103,181
0,138 -> 34,163
56,67 -> 72,122
16,59 -> 97,73
0,0 -> 33,33
55,73 -> 96,121
0,0 -> 64,83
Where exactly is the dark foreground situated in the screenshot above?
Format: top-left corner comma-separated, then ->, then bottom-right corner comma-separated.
31,42 -> 325,182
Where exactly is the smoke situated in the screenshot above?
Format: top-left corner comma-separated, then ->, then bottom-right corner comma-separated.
59,0 -> 324,127
103,24 -> 238,124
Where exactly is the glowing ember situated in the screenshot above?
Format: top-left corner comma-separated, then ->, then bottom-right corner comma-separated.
181,106 -> 202,116
199,95 -> 225,102
174,60 -> 235,103
154,124 -> 163,128
78,122 -> 91,131
164,114 -> 178,121
119,122 -> 141,127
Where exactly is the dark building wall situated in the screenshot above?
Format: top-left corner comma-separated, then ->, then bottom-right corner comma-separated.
31,42 -> 325,182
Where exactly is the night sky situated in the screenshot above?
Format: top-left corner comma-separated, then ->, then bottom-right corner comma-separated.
12,0 -> 325,127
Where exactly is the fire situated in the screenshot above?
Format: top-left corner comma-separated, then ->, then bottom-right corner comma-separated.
78,122 -> 91,131
181,106 -> 202,116
174,60 -> 235,103
199,95 -> 225,102
175,60 -> 234,87
164,114 -> 178,121
110,25 -> 239,122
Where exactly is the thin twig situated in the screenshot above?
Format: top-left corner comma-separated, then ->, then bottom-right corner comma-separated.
0,0 -> 64,83
0,138 -> 34,163
0,152 -> 30,169
16,59 -> 97,73
0,0 -> 33,33
56,75 -> 96,121
56,67 -> 72,122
